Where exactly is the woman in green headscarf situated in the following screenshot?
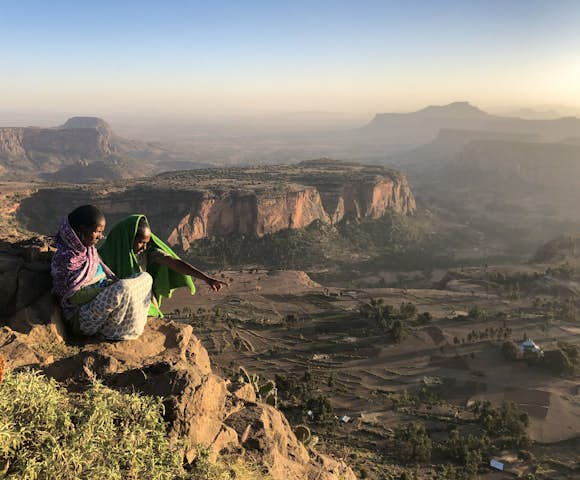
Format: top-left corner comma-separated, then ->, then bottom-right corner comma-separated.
99,215 -> 226,317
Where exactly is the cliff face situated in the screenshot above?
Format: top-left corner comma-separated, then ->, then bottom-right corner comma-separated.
0,123 -> 114,160
533,234 -> 580,264
456,140 -> 580,189
23,126 -> 115,157
0,118 -> 117,180
168,187 -> 331,250
16,160 -> 416,251
338,176 -> 415,220
0,128 -> 27,159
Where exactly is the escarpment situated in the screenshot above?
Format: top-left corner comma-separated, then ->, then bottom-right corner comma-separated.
0,239 -> 356,480
0,117 -> 136,181
167,186 -> 331,250
16,159 -> 416,251
0,128 -> 27,159
0,121 -> 115,160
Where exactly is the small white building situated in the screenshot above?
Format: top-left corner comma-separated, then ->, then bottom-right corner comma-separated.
519,339 -> 542,355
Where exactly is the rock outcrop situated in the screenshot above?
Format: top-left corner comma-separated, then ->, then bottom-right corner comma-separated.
167,186 -> 331,250
0,240 -> 355,480
17,159 -> 416,251
0,237 -> 54,316
0,117 -> 154,182
0,119 -> 115,165
533,234 -> 580,265
0,128 -> 27,159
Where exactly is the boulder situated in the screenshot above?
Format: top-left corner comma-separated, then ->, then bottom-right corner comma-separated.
0,236 -> 54,317
225,403 -> 356,480
229,381 -> 257,403
0,326 -> 45,369
7,292 -> 67,344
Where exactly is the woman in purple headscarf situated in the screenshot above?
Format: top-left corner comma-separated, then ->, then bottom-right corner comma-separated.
51,205 -> 152,340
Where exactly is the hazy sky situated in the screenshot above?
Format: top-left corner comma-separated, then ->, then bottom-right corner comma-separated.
1,0 -> 580,117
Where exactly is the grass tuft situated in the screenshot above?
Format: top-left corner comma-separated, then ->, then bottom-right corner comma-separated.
0,369 -> 270,480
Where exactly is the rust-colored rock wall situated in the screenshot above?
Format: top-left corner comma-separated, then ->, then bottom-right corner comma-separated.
166,177 -> 415,250
334,175 -> 416,221
16,161 -> 417,252
166,188 -> 332,250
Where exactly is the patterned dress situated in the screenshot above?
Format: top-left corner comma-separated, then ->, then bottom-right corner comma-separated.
77,272 -> 153,340
51,215 -> 153,341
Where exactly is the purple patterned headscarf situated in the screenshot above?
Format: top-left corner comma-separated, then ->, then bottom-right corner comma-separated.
51,215 -> 114,315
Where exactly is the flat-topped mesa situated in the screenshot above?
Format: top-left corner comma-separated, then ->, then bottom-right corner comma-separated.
60,116 -> 114,138
0,117 -> 118,179
16,159 -> 416,251
162,160 -> 416,250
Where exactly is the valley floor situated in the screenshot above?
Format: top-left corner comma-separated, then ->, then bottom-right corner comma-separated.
165,270 -> 580,479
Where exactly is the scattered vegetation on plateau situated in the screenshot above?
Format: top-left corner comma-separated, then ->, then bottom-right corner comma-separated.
184,211 -> 453,274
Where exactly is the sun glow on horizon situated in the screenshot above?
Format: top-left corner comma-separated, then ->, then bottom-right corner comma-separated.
1,1 -> 579,117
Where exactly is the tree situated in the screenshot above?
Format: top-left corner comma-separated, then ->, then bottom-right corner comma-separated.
501,341 -> 519,361
305,395 -> 336,426
392,422 -> 432,464
391,320 -> 406,343
359,298 -> 394,329
471,400 -> 529,444
468,306 -> 486,320
542,348 -> 573,375
417,311 -> 433,324
399,302 -> 417,321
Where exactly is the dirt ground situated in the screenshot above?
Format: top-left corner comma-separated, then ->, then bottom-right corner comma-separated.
164,269 -> 580,479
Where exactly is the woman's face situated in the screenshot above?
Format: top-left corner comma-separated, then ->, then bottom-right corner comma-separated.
79,219 -> 106,247
133,227 -> 151,255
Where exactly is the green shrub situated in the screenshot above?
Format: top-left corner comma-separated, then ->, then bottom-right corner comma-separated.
0,369 -> 268,480
359,298 -> 395,329
501,341 -> 520,361
392,422 -> 432,464
470,400 -> 529,447
556,341 -> 580,364
391,320 -> 406,343
467,306 -> 486,321
416,312 -> 432,324
399,302 -> 417,321
541,348 -> 573,375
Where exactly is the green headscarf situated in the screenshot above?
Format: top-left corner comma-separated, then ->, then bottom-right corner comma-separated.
98,214 -> 195,317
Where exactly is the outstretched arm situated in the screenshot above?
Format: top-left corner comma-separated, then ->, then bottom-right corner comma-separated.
155,255 -> 228,291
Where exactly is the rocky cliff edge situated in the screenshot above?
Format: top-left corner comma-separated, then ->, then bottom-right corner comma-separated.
0,238 -> 355,480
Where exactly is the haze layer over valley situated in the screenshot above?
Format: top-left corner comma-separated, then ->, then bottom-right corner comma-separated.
3,99 -> 580,478
4,100 -> 580,271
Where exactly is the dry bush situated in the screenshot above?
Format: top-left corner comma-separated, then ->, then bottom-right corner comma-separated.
0,369 -> 269,480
